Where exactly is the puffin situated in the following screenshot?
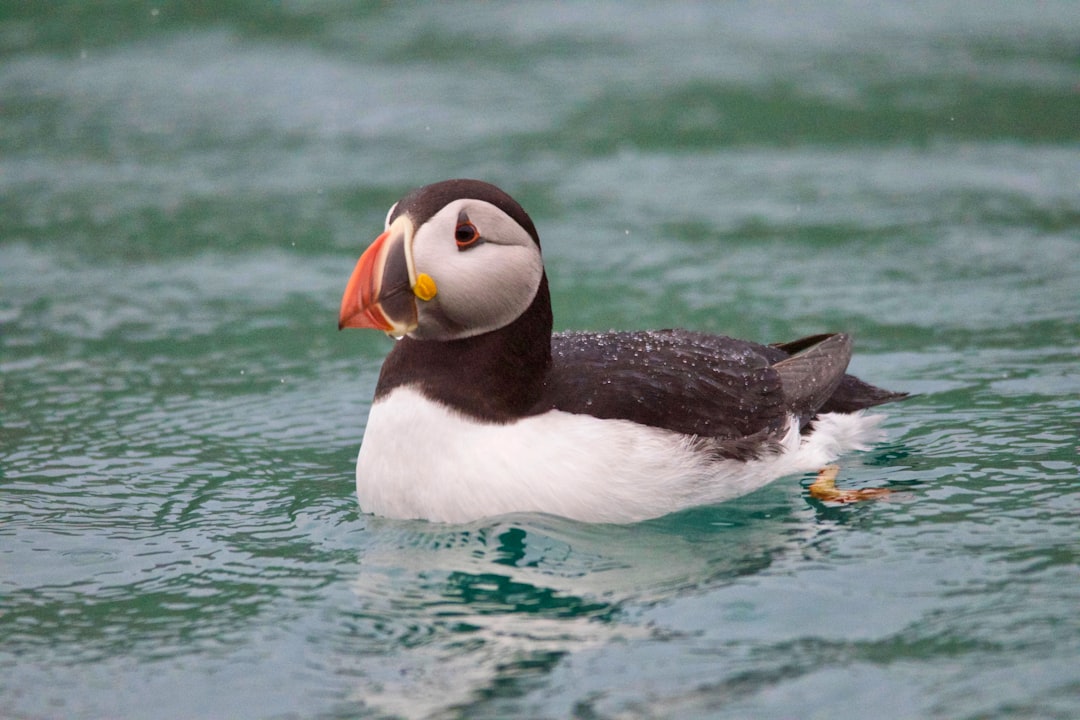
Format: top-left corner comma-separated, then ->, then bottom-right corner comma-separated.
338,179 -> 907,524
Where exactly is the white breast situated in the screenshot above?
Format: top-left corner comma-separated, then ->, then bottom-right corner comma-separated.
355,386 -> 886,524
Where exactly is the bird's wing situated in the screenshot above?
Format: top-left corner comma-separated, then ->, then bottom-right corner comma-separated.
769,335 -> 909,413
540,330 -> 855,444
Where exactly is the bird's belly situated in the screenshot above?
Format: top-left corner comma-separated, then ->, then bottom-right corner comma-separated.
355,386 -> 885,524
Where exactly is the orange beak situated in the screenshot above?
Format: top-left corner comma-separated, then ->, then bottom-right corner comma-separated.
338,223 -> 419,337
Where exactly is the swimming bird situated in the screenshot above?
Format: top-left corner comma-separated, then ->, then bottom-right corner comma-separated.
338,179 -> 906,523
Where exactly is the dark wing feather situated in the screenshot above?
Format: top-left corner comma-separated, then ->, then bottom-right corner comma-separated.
540,330 -> 904,443
541,329 -> 791,440
771,332 -> 852,422
770,335 -> 909,413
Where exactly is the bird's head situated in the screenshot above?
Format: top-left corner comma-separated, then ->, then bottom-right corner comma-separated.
338,179 -> 545,341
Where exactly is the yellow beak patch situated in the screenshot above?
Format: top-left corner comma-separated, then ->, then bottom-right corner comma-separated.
413,273 -> 438,302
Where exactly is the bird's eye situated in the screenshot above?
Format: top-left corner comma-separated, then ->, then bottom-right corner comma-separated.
455,220 -> 481,250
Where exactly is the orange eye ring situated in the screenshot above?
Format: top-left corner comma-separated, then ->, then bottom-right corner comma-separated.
455,220 -> 481,249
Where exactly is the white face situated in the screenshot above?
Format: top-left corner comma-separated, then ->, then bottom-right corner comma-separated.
407,199 -> 544,341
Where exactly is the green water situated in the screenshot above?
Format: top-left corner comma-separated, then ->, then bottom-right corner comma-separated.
2,3 -> 1078,719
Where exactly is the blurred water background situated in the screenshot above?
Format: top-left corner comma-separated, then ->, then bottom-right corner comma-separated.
2,2 -> 1078,719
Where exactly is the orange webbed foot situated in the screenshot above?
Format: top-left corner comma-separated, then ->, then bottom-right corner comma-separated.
809,464 -> 894,503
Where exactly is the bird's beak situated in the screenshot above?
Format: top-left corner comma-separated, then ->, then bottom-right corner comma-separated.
338,215 -> 430,338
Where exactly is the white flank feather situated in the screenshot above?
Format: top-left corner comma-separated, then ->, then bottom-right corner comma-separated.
356,386 -> 887,524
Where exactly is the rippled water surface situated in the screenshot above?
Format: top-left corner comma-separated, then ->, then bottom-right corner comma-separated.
2,3 -> 1079,719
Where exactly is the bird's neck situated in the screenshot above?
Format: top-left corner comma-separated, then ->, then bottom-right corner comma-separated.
373,275 -> 553,422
